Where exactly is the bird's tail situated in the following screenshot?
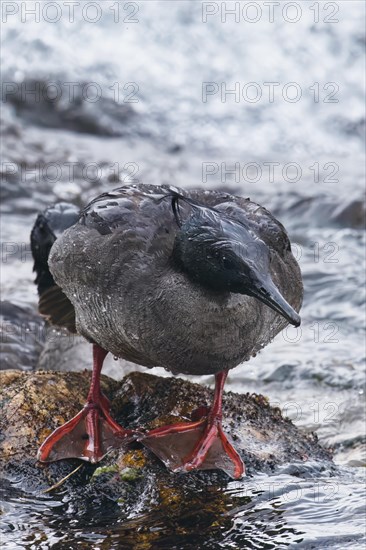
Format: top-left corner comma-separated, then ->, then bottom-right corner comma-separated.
30,203 -> 79,332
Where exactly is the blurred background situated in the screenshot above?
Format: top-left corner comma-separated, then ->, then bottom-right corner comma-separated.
1,1 -> 365,548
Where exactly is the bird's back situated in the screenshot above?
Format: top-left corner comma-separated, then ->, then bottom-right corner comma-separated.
46,184 -> 303,375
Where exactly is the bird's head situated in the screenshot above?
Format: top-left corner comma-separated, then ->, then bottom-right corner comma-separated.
173,198 -> 300,328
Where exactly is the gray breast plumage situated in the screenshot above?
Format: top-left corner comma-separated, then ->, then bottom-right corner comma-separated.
48,184 -> 303,376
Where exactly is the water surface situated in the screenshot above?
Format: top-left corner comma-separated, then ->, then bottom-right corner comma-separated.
1,2 -> 365,548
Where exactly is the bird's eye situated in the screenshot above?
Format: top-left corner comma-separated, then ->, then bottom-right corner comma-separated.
222,257 -> 236,270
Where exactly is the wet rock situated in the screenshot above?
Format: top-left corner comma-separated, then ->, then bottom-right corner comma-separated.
1,370 -> 332,477
329,115 -> 366,141
3,78 -> 136,136
0,302 -> 44,371
331,197 -> 366,229
272,193 -> 366,230
0,371 -> 337,547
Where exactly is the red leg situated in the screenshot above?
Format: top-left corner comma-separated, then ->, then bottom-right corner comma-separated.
139,371 -> 245,479
38,344 -> 135,463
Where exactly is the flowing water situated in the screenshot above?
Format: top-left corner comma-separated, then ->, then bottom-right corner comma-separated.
1,1 -> 365,548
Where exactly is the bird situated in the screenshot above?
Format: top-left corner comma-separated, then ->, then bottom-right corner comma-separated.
31,183 -> 303,479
